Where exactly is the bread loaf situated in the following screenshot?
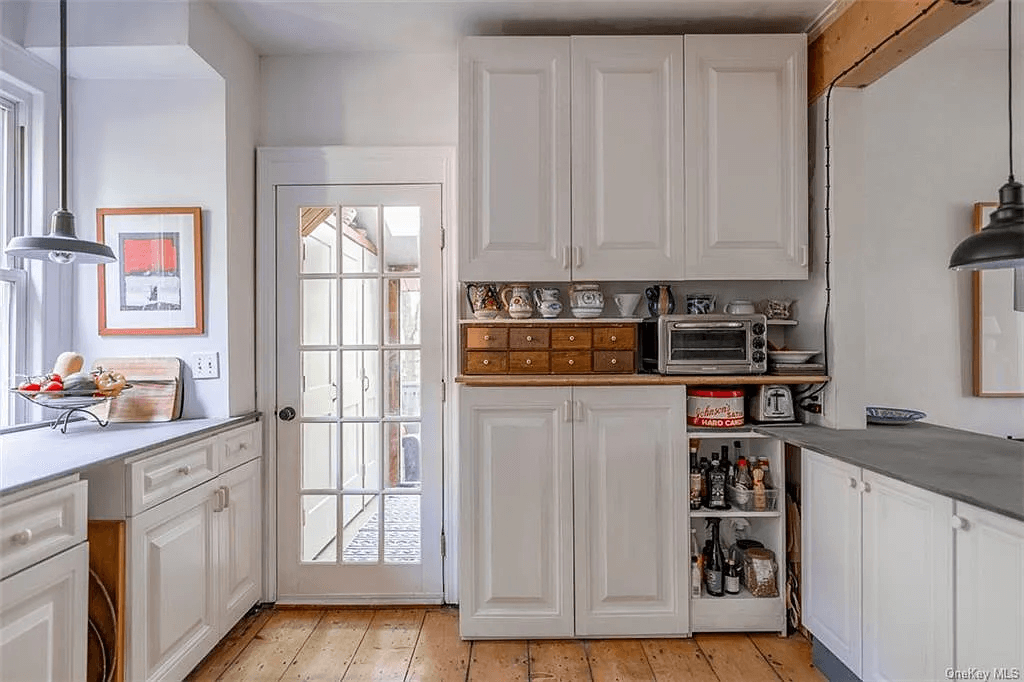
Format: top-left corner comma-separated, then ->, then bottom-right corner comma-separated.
52,351 -> 84,378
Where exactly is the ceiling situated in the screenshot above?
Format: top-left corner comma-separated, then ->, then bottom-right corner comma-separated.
207,0 -> 837,56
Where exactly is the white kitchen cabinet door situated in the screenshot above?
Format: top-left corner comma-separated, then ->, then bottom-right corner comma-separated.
459,387 -> 574,638
573,386 -> 688,636
684,34 -> 808,280
459,38 -> 571,282
802,449 -> 862,677
217,459 -> 262,631
0,543 -> 87,682
571,37 -> 684,281
129,481 -> 219,682
861,470 -> 953,682
954,502 -> 1024,672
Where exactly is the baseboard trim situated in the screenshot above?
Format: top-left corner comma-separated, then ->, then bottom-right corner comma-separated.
811,636 -> 861,681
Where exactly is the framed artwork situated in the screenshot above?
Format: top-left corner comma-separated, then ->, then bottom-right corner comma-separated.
96,207 -> 204,336
972,202 -> 1024,396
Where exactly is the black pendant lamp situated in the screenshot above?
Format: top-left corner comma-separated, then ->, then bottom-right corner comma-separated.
3,0 -> 115,265
950,0 -> 1024,271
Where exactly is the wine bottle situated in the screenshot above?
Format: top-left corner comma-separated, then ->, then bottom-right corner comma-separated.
731,440 -> 743,486
709,452 -> 728,510
699,457 -> 710,507
725,558 -> 741,595
690,445 -> 702,510
705,519 -> 724,597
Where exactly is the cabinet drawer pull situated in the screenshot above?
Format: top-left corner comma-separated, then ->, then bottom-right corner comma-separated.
223,486 -> 230,509
568,335 -> 575,342
951,515 -> 969,531
483,334 -> 491,341
238,442 -> 248,451
568,359 -> 575,366
849,477 -> 857,489
610,358 -> 617,365
610,335 -> 617,342
525,359 -> 532,366
178,465 -> 193,476
11,529 -> 33,545
482,359 -> 490,366
526,335 -> 533,342
860,481 -> 872,493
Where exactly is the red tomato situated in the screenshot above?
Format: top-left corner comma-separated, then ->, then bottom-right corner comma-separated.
48,374 -> 62,383
18,382 -> 41,391
42,381 -> 63,392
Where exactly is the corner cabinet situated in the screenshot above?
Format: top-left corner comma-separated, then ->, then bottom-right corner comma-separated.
459,385 -> 688,638
684,34 -> 808,280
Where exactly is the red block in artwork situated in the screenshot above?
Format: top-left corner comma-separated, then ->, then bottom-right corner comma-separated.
122,237 -> 177,274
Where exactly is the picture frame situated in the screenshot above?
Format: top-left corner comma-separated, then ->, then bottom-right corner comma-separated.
96,207 -> 204,336
972,202 -> 1024,396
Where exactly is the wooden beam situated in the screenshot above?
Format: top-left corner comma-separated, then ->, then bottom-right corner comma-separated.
809,0 -> 992,103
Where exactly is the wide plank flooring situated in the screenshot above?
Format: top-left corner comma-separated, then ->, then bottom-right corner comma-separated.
187,607 -> 825,682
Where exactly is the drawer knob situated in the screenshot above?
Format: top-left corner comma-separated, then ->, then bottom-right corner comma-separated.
483,334 -> 491,341
951,515 -> 970,531
238,442 -> 248,450
610,335 -> 617,342
11,529 -> 33,545
610,358 -> 618,365
526,335 -> 533,342
849,477 -> 857,489
482,359 -> 490,366
178,465 -> 193,476
569,335 -> 575,341
568,359 -> 575,366
526,359 -> 533,365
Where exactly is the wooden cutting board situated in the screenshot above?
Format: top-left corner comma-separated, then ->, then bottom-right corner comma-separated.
90,357 -> 183,422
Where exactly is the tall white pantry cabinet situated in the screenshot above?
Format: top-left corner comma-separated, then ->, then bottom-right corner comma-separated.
458,33 -> 807,283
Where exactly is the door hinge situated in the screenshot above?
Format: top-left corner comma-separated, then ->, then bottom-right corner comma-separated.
441,379 -> 447,402
441,530 -> 447,559
440,227 -> 446,250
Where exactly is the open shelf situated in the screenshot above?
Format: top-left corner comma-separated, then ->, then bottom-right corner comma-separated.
687,428 -> 769,439
766,319 -> 798,326
690,509 -> 781,518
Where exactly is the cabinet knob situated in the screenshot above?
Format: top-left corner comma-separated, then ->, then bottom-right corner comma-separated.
568,335 -> 575,341
610,335 -> 617,342
951,515 -> 970,531
526,335 -> 533,342
482,359 -> 490,366
610,358 -> 618,365
525,359 -> 533,365
860,481 -> 872,493
568,359 -> 575,366
178,465 -> 193,476
849,477 -> 857,489
11,529 -> 32,545
483,334 -> 491,341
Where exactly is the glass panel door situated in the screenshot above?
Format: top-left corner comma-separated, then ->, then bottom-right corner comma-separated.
276,184 -> 443,600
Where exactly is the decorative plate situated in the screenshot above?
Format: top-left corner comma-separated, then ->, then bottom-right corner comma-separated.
865,406 -> 926,425
768,350 -> 820,364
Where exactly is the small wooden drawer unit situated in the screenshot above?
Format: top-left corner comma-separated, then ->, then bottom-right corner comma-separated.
462,322 -> 636,375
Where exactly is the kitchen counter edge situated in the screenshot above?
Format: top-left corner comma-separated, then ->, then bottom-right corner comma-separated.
456,374 -> 829,386
755,422 -> 1024,523
0,412 -> 261,496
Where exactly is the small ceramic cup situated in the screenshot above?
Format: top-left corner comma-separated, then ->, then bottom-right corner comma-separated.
725,299 -> 756,315
613,293 -> 642,317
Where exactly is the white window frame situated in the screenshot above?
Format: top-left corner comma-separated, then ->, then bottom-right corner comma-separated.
1,92 -> 29,425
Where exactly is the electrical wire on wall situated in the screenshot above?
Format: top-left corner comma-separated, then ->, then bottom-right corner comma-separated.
796,0 -> 945,413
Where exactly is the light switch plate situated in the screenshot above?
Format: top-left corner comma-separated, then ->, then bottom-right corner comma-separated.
191,352 -> 220,379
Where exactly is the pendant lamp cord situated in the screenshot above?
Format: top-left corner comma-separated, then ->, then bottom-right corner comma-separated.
59,0 -> 67,211
1010,0 -> 1015,182
796,0 -> 942,409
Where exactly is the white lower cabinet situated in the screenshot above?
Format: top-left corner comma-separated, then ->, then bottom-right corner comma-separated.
0,543 -> 88,682
803,449 -> 953,681
954,501 -> 1024,671
459,385 -> 687,638
128,458 -> 261,682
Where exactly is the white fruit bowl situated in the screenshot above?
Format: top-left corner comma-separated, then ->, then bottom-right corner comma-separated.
768,350 -> 820,364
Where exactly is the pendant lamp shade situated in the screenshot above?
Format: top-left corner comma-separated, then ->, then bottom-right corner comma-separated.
951,0 -> 1024,271
3,0 -> 115,265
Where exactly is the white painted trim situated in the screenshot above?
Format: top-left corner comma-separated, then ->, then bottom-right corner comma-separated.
256,146 -> 457,604
275,594 -> 445,606
805,0 -> 856,42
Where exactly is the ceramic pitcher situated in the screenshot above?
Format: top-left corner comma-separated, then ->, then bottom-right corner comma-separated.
645,285 -> 675,317
569,283 -> 604,318
466,283 -> 502,319
500,283 -> 533,319
532,287 -> 563,318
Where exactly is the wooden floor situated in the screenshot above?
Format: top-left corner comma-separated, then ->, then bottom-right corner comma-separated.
186,607 -> 825,682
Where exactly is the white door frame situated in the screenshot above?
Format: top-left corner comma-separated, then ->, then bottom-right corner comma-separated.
256,147 -> 458,603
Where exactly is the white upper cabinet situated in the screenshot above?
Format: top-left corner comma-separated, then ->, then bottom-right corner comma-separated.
571,37 -> 685,280
459,38 -> 572,282
684,34 -> 808,280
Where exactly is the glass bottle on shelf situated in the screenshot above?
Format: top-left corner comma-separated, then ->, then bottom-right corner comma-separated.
704,518 -> 725,597
757,456 -> 774,489
736,456 -> 753,491
753,467 -> 767,512
699,457 -> 710,507
731,440 -> 742,486
708,451 -> 729,510
725,558 -> 741,595
690,529 -> 701,597
690,445 -> 702,510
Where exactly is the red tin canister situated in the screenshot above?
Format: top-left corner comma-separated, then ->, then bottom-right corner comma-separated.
687,388 -> 745,428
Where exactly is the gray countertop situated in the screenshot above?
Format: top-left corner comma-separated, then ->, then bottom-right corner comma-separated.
0,413 -> 260,495
756,423 -> 1024,523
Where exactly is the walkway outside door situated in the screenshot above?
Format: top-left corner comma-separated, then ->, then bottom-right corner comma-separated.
275,183 -> 443,601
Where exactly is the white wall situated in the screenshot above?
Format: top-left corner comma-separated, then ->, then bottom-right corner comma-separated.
260,52 -> 457,146
854,5 -> 1024,437
71,77 -> 231,418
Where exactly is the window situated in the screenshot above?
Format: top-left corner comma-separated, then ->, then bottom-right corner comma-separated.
0,93 -> 27,428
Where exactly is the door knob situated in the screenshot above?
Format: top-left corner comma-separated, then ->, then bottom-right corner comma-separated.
278,406 -> 297,422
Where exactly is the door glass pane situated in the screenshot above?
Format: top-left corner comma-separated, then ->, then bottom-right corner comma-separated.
342,350 -> 379,418
384,495 -> 421,564
342,278 -> 380,346
385,422 -> 421,490
301,351 -> 337,418
342,494 -> 380,564
385,278 -> 420,346
383,206 -> 420,273
341,422 -> 380,492
301,494 -> 336,563
300,207 -> 338,274
341,207 -> 380,274
301,279 -> 337,346
301,423 -> 337,489
384,350 -> 420,417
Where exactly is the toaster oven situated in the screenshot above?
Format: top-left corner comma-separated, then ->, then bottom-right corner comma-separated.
639,314 -> 768,375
